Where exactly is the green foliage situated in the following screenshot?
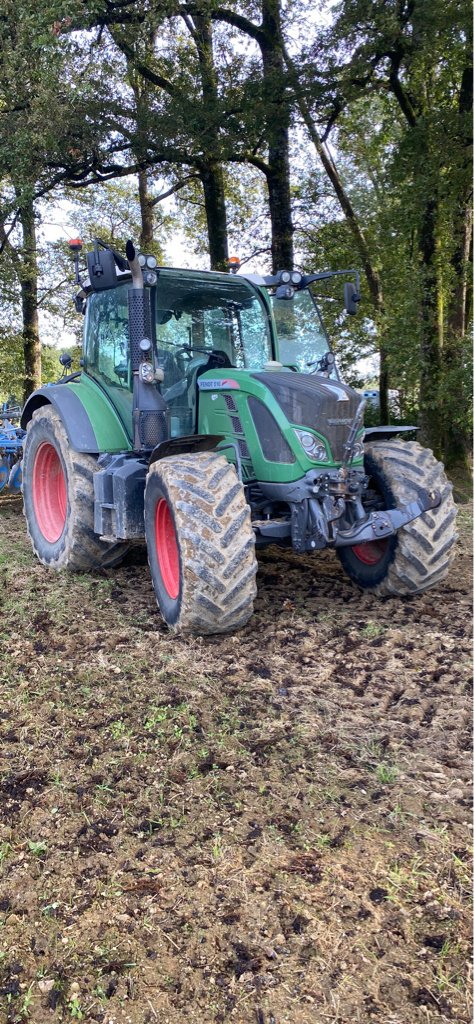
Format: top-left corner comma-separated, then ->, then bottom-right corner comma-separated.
0,0 -> 470,470
0,332 -> 62,401
295,0 -> 472,463
64,182 -> 168,263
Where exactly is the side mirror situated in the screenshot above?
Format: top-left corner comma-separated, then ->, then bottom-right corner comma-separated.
86,243 -> 117,291
73,293 -> 86,314
344,282 -> 361,315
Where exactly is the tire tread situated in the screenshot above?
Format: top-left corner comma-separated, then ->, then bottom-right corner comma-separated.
23,406 -> 129,572
366,440 -> 457,597
145,452 -> 257,634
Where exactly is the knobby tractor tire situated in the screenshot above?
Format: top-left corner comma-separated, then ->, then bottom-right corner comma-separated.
23,405 -> 129,571
144,451 -> 257,634
337,439 -> 457,596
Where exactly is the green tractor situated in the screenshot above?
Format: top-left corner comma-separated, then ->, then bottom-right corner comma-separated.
21,239 -> 457,634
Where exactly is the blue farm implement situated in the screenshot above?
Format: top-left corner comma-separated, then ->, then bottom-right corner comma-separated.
0,404 -> 24,493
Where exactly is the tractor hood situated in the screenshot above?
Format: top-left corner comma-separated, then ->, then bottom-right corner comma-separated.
250,371 -> 361,464
197,367 -> 364,484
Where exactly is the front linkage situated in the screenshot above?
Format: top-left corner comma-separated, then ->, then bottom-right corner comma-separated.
251,398 -> 441,554
254,464 -> 441,554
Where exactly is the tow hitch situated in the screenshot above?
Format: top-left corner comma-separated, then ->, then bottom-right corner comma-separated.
333,489 -> 441,548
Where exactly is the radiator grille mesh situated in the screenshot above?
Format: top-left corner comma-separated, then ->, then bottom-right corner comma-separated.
248,396 -> 296,464
238,439 -> 251,460
230,416 -> 243,434
139,411 -> 168,449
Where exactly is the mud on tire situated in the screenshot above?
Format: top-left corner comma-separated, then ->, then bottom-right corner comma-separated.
23,405 -> 129,571
144,451 -> 257,634
337,439 -> 457,596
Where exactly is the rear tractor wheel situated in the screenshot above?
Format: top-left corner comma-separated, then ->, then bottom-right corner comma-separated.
144,451 -> 257,634
337,439 -> 457,596
22,405 -> 129,570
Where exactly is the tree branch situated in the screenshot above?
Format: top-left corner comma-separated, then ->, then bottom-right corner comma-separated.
149,175 -> 201,205
110,31 -> 177,96
0,214 -> 20,258
178,4 -> 265,45
388,65 -> 418,127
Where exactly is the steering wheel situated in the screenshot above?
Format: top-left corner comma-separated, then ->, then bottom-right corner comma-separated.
175,345 -> 210,359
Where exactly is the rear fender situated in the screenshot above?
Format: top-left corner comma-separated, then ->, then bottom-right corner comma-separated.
21,380 -> 131,454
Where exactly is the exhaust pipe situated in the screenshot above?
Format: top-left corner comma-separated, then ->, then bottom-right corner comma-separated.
126,239 -> 144,289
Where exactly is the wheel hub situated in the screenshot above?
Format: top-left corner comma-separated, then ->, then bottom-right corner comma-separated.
155,498 -> 180,599
351,540 -> 389,565
32,442 -> 67,543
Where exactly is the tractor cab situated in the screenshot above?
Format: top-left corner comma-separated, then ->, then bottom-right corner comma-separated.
79,251 -> 277,446
78,245 -> 353,455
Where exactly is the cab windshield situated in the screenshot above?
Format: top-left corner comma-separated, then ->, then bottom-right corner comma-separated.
271,289 -> 337,376
154,270 -> 272,369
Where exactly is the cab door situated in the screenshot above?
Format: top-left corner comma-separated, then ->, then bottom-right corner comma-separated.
83,284 -> 133,439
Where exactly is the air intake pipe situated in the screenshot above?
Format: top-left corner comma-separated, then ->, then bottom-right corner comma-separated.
126,240 -> 168,452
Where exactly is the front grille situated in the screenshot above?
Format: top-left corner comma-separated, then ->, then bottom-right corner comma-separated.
224,394 -> 237,411
248,396 -> 296,464
139,411 -> 168,448
251,372 -> 359,462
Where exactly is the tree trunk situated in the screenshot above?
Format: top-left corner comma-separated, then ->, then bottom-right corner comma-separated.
447,202 -> 472,339
201,0 -> 294,271
138,167 -> 154,250
200,161 -> 229,270
283,45 -> 388,419
190,14 -> 229,271
261,0 -> 294,272
441,193 -> 472,474
446,62 -> 473,341
265,160 -> 294,272
124,31 -> 158,254
417,199 -> 441,454
18,199 -> 41,402
438,60 -> 472,480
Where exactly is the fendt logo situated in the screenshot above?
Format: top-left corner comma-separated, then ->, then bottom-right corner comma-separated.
198,379 -> 241,390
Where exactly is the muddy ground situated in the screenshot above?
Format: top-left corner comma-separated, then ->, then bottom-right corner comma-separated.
0,494 -> 472,1024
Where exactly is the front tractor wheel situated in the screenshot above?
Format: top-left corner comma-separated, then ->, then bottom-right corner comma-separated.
23,405 -> 129,571
144,452 -> 257,634
337,440 -> 457,596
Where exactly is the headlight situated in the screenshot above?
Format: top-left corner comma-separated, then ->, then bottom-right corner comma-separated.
294,429 -> 329,462
280,270 -> 291,283
290,271 -> 302,285
351,440 -> 364,459
144,270 -> 158,286
140,361 -> 155,383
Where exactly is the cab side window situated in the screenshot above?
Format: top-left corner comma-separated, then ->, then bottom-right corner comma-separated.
85,285 -> 130,389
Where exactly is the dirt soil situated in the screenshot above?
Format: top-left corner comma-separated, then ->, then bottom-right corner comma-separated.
0,495 -> 472,1024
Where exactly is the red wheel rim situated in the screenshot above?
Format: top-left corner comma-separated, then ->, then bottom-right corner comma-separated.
155,498 -> 180,599
32,442 -> 67,543
351,540 -> 389,565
